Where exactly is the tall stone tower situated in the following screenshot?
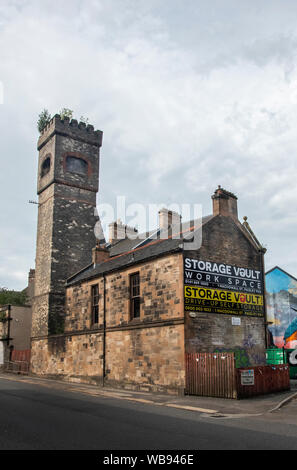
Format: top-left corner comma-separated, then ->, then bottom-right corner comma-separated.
32,114 -> 103,337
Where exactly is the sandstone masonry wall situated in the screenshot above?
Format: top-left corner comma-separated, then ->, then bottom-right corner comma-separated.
31,252 -> 186,393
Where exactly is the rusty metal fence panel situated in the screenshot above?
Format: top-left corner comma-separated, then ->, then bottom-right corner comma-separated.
11,349 -> 31,364
236,364 -> 290,398
5,349 -> 31,375
185,353 -> 237,399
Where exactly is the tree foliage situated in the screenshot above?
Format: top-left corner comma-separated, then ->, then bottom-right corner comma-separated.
0,288 -> 28,306
59,108 -> 73,120
37,108 -> 51,133
79,116 -> 89,125
0,311 -> 7,322
38,108 -> 90,134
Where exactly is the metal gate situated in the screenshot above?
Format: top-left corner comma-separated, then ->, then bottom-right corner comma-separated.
185,352 -> 237,399
5,349 -> 31,375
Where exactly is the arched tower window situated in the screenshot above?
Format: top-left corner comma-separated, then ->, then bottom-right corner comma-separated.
41,156 -> 51,177
66,156 -> 88,175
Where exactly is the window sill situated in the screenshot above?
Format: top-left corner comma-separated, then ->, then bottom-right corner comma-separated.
129,317 -> 141,324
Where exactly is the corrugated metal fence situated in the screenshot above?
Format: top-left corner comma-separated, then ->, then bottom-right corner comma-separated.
185,352 -> 237,399
185,353 -> 290,399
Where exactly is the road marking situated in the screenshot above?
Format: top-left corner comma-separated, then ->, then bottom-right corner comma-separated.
0,375 -> 163,405
124,397 -> 162,405
0,375 -> 242,416
166,404 -> 218,414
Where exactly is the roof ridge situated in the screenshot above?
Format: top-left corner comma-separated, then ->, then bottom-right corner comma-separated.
104,218 -> 211,265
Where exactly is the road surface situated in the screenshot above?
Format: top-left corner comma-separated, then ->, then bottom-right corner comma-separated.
0,375 -> 296,451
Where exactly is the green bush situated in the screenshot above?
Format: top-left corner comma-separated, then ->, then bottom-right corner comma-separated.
38,108 -> 90,133
0,288 -> 28,306
37,108 -> 51,133
59,108 -> 73,120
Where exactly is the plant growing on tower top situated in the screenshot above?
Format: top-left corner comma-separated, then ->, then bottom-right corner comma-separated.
37,108 -> 51,133
59,108 -> 74,120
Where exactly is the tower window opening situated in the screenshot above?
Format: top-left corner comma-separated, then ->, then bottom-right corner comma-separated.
66,156 -> 88,175
41,156 -> 51,177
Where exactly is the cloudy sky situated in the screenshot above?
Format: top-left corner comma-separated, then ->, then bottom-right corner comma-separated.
1,0 -> 297,290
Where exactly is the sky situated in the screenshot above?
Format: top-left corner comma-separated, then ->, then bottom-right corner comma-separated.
1,0 -> 297,290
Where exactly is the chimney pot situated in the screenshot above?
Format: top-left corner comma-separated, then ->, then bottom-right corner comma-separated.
212,187 -> 238,219
108,220 -> 138,244
158,208 -> 181,233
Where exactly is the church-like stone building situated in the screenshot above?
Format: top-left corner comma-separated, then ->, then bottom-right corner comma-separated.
30,115 -> 267,394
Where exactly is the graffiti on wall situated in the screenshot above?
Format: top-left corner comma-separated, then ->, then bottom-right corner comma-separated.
214,347 -> 265,368
214,348 -> 250,368
266,266 -> 297,349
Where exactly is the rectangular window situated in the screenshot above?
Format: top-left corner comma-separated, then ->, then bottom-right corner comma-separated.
91,284 -> 99,324
130,273 -> 140,319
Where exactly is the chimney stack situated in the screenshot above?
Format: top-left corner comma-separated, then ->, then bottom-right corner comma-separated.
212,186 -> 238,219
108,220 -> 138,244
158,208 -> 182,234
92,242 -> 110,264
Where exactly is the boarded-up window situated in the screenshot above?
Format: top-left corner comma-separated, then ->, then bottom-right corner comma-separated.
130,273 -> 140,319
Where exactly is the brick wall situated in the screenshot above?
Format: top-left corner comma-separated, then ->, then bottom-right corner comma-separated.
10,306 -> 32,350
184,215 -> 266,367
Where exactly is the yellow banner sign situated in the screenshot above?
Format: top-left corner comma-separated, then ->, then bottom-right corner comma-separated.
185,286 -> 263,306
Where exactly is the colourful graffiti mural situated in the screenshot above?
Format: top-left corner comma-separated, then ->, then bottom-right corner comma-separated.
266,266 -> 297,349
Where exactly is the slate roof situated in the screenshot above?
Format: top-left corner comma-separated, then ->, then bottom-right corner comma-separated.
66,215 -> 213,286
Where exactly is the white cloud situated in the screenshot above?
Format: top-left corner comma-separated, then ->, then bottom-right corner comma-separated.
1,0 -> 297,288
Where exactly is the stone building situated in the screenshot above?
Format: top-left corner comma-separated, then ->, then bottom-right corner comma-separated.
0,269 -> 34,368
31,114 -> 102,338
30,115 -> 267,395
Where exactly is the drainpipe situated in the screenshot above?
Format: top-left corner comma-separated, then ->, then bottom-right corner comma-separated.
102,274 -> 106,387
6,305 -> 13,363
259,248 -> 268,349
7,305 -> 11,347
242,218 -> 268,351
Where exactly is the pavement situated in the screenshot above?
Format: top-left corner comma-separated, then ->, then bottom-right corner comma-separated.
0,372 -> 297,419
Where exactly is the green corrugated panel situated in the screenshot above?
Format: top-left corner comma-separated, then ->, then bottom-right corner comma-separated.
266,348 -> 297,376
266,348 -> 286,364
